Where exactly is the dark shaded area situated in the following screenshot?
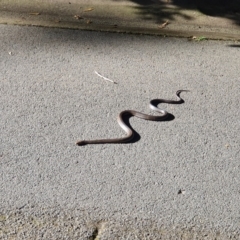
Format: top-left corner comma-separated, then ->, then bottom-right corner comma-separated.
123,0 -> 240,26
88,227 -> 99,240
228,44 -> 240,47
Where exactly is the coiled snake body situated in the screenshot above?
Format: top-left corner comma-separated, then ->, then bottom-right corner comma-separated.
76,90 -> 188,146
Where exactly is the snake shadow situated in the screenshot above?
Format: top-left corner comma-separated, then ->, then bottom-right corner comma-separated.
122,111 -> 175,144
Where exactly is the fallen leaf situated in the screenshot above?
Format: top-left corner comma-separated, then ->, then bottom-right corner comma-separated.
191,36 -> 207,41
197,36 -> 207,41
74,15 -> 83,20
158,20 -> 169,29
29,12 -> 40,15
84,7 -> 94,12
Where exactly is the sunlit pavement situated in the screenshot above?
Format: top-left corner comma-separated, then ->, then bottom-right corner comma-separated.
1,0 -> 240,239
1,22 -> 240,239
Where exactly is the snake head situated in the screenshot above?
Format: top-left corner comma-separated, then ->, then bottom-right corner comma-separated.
176,90 -> 190,98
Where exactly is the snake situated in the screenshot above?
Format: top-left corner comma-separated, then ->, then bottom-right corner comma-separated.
76,90 -> 188,146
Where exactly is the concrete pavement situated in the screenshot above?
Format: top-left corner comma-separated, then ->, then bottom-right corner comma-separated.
1,24 -> 240,239
1,0 -> 240,239
0,0 -> 240,40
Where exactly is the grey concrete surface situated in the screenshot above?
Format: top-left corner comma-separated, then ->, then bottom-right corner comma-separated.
0,0 -> 240,40
1,24 -> 240,239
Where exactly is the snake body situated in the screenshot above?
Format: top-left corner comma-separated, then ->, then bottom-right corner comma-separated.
76,90 -> 188,146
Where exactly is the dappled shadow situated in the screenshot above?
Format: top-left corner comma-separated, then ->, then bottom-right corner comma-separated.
119,0 -> 240,26
129,0 -> 194,24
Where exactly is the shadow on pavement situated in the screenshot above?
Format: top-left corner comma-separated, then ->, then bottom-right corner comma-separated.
123,0 -> 240,25
228,44 -> 240,47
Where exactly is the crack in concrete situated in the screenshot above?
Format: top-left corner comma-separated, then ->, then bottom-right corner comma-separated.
88,221 -> 106,240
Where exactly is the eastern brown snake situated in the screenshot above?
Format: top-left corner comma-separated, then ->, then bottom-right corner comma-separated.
76,90 -> 188,146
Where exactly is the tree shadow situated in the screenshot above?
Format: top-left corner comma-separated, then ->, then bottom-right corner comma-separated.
130,0 -> 194,24
121,0 -> 240,26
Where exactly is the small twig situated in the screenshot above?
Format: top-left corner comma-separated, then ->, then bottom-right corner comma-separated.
94,71 -> 117,84
158,20 -> 169,29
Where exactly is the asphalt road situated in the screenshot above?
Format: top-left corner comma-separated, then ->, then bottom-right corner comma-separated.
0,24 -> 240,239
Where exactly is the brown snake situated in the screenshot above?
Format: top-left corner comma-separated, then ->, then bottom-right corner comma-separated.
76,90 -> 188,146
